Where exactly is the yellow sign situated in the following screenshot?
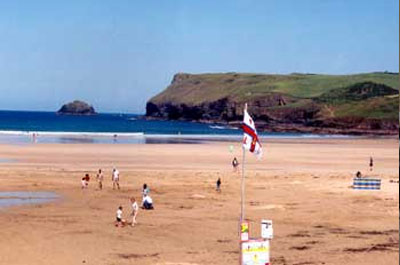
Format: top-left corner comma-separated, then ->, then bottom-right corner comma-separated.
241,239 -> 270,265
241,223 -> 249,233
240,222 -> 249,241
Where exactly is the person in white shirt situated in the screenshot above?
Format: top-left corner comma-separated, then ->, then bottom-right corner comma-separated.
112,168 -> 120,190
142,194 -> 154,210
115,206 -> 125,227
96,169 -> 104,190
130,197 -> 139,226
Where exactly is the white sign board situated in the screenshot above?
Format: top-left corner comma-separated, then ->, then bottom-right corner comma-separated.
241,239 -> 270,265
261,220 -> 273,239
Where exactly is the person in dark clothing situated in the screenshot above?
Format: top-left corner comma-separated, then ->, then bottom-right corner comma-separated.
216,178 -> 221,192
232,157 -> 239,172
369,157 -> 374,171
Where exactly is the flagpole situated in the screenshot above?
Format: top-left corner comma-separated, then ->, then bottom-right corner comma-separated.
241,144 -> 246,222
240,103 -> 248,223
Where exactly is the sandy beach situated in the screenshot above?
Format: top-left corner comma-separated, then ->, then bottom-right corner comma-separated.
0,138 -> 398,265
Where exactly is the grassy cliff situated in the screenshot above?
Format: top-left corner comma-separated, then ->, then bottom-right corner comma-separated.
146,72 -> 399,135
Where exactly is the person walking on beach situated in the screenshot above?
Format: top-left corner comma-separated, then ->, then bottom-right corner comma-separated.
369,157 -> 374,171
216,177 -> 222,192
96,169 -> 103,190
112,168 -> 120,190
130,197 -> 139,226
232,157 -> 239,172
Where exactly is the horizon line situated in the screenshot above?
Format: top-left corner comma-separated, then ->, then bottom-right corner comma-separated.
0,109 -> 145,115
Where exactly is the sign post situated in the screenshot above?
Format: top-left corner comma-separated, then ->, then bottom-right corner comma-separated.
241,239 -> 270,265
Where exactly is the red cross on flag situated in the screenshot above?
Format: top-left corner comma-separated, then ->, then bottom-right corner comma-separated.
242,105 -> 262,159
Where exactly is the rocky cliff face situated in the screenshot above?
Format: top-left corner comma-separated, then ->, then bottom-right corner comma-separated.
146,73 -> 399,135
57,100 -> 96,115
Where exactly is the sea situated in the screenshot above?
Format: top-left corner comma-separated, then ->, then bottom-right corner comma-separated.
0,110 -> 346,144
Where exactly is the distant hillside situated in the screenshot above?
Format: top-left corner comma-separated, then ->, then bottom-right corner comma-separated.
146,72 -> 399,135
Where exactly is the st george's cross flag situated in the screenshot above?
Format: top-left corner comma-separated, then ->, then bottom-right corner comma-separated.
242,105 -> 262,159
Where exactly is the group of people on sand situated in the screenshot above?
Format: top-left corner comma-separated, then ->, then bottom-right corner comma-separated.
81,168 -> 120,190
79,168 -> 154,228
83,157 -> 242,227
115,184 -> 154,227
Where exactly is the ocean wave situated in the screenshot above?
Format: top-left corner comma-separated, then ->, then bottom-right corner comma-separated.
209,125 -> 227,130
0,130 -> 144,137
145,134 -> 351,140
0,130 -> 353,142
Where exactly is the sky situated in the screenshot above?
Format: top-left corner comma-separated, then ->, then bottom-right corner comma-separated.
0,0 -> 398,113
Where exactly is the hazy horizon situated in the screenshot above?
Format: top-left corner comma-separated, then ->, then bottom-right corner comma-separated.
0,0 -> 398,113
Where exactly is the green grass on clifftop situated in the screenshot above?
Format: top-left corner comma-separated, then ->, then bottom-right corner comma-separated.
150,72 -> 399,105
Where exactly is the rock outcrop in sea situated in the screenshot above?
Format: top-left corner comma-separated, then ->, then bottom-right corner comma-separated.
57,100 -> 96,115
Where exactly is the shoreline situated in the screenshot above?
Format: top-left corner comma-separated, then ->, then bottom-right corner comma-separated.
0,130 -> 397,145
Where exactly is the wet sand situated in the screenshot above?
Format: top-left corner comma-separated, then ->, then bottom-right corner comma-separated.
0,138 -> 398,265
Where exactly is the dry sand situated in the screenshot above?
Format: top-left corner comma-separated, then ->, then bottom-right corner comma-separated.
0,138 -> 398,265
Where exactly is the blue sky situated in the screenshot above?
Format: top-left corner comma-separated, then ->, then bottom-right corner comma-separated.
0,0 -> 398,113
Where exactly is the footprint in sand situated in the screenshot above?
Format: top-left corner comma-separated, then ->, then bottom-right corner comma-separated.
157,263 -> 200,265
190,194 -> 206,199
252,204 -> 286,210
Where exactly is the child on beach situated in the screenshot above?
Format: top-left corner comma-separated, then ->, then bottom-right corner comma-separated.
112,168 -> 120,190
142,184 -> 150,199
142,194 -> 154,210
115,206 -> 125,227
81,177 -> 87,189
81,174 -> 90,189
96,169 -> 103,190
130,197 -> 139,226
141,184 -> 150,208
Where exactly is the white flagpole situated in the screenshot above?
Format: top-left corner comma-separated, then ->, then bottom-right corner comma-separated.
240,103 -> 248,223
241,144 -> 246,222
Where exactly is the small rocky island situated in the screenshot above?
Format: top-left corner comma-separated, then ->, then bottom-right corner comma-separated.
57,100 -> 97,115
